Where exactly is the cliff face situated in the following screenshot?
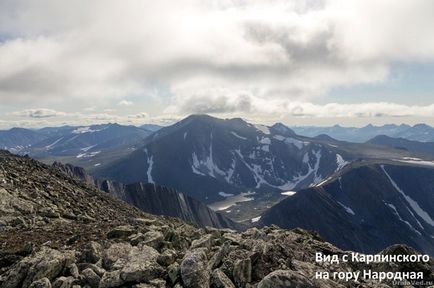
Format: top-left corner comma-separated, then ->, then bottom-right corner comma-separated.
260,164 -> 434,256
52,162 -> 243,230
0,151 -> 433,287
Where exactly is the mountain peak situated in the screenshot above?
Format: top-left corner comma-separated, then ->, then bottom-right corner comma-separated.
271,123 -> 296,136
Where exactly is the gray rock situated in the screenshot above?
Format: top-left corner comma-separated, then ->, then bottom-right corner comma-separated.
52,277 -> 75,288
82,242 -> 103,264
191,234 -> 213,250
209,241 -> 230,270
1,247 -> 74,288
67,263 -> 79,278
167,262 -> 180,285
29,278 -> 51,288
257,270 -> 314,288
99,271 -> 123,288
107,225 -> 136,239
233,258 -> 251,287
81,268 -> 100,288
119,245 -> 163,283
157,249 -> 176,266
141,231 -> 164,250
211,269 -> 236,288
102,243 -> 133,270
181,249 -> 210,288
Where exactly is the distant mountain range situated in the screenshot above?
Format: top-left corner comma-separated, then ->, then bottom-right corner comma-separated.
291,123 -> 434,143
259,162 -> 434,256
0,123 -> 159,171
367,135 -> 434,157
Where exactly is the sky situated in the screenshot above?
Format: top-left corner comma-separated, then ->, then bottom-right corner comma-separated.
1,0 -> 434,129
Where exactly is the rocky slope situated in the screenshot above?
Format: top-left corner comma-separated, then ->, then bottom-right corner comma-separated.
52,162 -> 241,230
260,162 -> 434,256
1,151 -> 433,287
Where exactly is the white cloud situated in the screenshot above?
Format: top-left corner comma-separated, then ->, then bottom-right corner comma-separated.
118,100 -> 133,106
128,112 -> 149,119
0,0 -> 434,119
12,108 -> 66,118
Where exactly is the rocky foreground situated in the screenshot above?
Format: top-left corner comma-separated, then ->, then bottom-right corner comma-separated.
0,151 -> 433,288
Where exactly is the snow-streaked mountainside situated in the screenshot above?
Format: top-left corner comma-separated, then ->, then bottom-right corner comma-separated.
0,123 -> 154,170
0,128 -> 46,153
259,163 -> 434,256
292,123 -> 434,143
94,115 -> 415,206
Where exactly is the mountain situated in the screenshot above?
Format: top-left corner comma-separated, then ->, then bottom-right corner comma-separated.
53,162 -> 242,230
1,150 -> 432,287
140,124 -> 163,131
291,123 -> 434,143
26,123 -> 153,171
94,115 -> 355,203
94,115 -> 419,222
367,135 -> 434,157
259,162 -> 434,256
0,128 -> 46,153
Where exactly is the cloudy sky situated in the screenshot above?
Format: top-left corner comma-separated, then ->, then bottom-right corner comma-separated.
1,0 -> 434,129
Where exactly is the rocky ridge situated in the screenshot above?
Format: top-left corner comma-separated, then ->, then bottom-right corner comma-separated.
51,162 -> 242,230
0,151 -> 433,287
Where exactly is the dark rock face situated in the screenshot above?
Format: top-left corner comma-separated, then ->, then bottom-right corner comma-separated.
260,164 -> 434,256
54,161 -> 242,230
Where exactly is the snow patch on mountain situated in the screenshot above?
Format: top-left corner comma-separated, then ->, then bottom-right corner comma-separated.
219,192 -> 234,197
191,133 -> 226,178
273,135 -> 286,141
382,165 -> 434,227
336,154 -> 349,171
284,138 -> 308,149
72,126 -> 105,134
384,202 -> 422,235
45,137 -> 63,150
281,191 -> 296,196
254,124 -> 270,135
76,151 -> 101,158
251,216 -> 261,223
80,144 -> 97,152
231,132 -> 247,140
338,201 -> 355,215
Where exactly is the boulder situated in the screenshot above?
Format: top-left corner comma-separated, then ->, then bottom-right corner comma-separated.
180,249 -> 210,288
211,269 -> 236,288
29,278 -> 51,288
81,268 -> 100,288
257,270 -> 314,288
107,225 -> 136,239
233,258 -> 251,287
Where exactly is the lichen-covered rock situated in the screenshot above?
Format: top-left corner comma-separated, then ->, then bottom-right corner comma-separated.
107,225 -> 136,239
257,270 -> 314,288
119,245 -> 164,283
181,249 -> 210,288
233,258 -> 252,287
29,278 -> 51,288
211,269 -> 235,288
1,247 -> 74,288
80,268 -> 100,288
